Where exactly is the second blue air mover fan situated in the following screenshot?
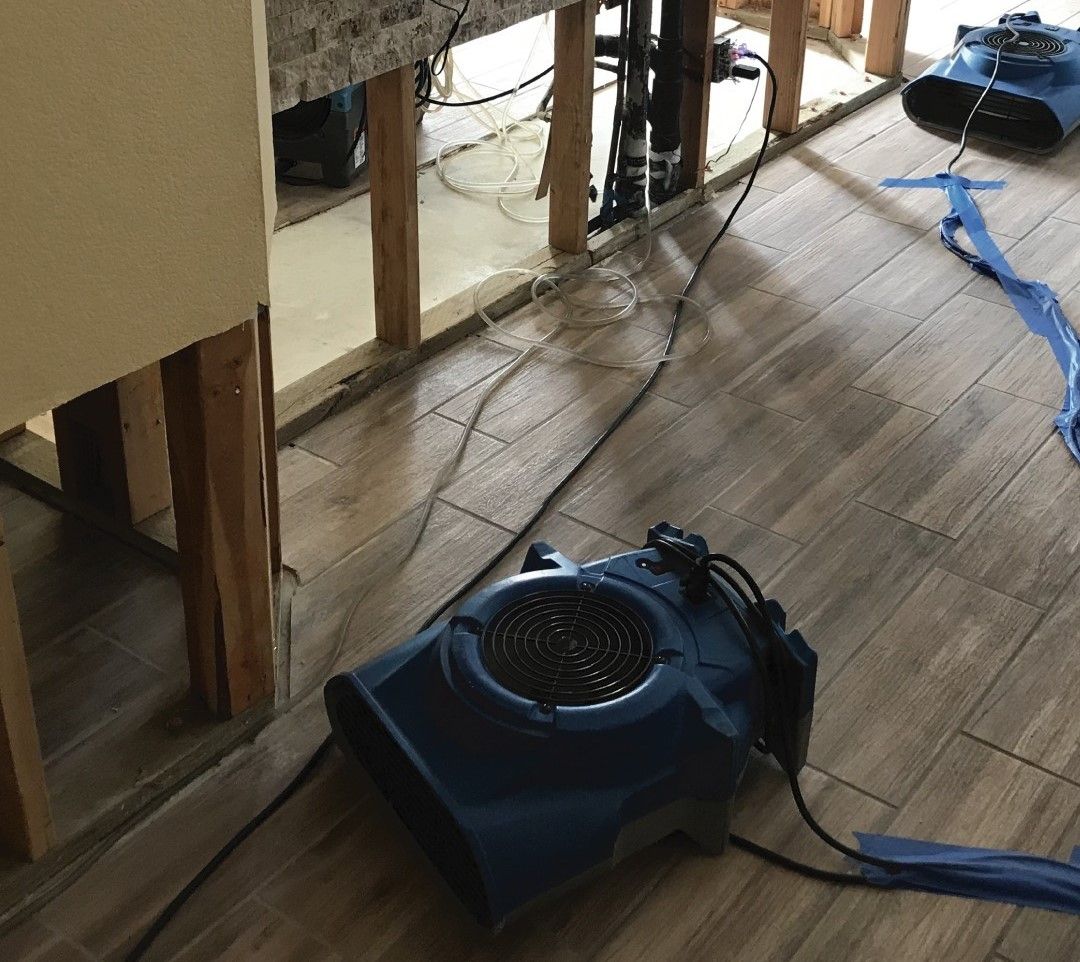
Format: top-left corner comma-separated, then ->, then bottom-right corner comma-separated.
903,12 -> 1080,152
325,522 -> 817,928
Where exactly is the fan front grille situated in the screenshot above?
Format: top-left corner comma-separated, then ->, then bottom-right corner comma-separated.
983,29 -> 1067,55
481,590 -> 654,706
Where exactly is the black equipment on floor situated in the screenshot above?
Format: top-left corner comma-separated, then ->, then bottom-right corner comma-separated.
273,82 -> 366,188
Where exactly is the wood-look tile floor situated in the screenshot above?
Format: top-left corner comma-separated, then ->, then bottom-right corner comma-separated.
11,74 -> 1080,962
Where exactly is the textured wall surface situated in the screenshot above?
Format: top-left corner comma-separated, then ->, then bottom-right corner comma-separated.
266,0 -> 578,111
0,1 -> 274,431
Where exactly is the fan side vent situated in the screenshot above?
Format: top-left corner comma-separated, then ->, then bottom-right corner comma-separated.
332,693 -> 491,925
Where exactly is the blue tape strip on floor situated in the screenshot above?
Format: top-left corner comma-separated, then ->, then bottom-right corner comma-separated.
854,833 -> 1080,915
880,172 -> 1080,462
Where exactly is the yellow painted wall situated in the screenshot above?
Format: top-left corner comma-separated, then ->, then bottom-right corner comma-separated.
0,1 -> 276,432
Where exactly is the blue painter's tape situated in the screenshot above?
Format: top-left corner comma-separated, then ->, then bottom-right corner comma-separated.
879,174 -> 1006,191
881,172 -> 1080,462
854,834 -> 1080,915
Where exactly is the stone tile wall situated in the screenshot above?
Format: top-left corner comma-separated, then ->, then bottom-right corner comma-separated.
266,0 -> 577,111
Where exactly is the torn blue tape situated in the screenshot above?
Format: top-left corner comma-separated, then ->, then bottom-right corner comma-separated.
880,171 -> 1080,462
854,834 -> 1080,915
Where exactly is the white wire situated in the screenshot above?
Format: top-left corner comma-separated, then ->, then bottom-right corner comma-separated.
434,16 -> 552,223
420,52 -> 456,115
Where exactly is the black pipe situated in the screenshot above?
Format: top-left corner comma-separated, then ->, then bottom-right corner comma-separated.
648,0 -> 684,206
611,0 -> 651,222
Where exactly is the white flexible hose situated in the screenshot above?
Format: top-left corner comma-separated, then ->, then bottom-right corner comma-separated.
434,17 -> 552,223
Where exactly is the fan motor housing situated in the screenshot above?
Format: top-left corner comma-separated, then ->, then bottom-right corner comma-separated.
902,13 -> 1080,153
325,523 -> 817,928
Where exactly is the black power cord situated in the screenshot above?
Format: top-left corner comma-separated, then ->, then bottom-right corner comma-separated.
125,52 -> 800,961
649,531 -> 905,884
414,65 -> 557,107
428,0 -> 471,77
416,65 -> 555,108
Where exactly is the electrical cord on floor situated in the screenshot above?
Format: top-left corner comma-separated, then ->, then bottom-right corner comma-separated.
124,52 -> 786,962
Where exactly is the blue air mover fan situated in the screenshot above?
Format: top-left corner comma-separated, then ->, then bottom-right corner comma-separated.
903,12 -> 1080,152
325,523 -> 817,928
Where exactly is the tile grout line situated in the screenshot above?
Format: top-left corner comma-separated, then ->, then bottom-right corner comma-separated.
77,623 -> 173,678
429,410 -> 508,446
958,731 -> 1080,793
744,210 -> 928,312
549,511 -> 640,550
284,444 -> 340,470
287,410 -> 517,584
810,542 -> 952,703
254,893 -> 344,960
434,497 -> 518,537
288,344 -> 522,467
803,764 -> 899,810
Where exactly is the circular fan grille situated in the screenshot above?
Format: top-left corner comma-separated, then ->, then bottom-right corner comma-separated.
983,29 -> 1067,56
481,590 -> 654,706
